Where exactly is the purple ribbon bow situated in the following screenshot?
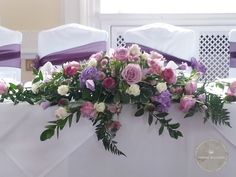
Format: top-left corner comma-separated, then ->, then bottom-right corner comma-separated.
230,42 -> 236,68
34,41 -> 107,69
0,44 -> 21,68
126,43 -> 191,66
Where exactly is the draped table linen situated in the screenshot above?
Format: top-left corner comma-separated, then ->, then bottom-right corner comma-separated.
0,103 -> 236,177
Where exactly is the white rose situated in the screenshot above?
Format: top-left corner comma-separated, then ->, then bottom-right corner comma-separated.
129,44 -> 141,56
126,84 -> 140,96
142,52 -> 150,60
156,82 -> 167,93
31,82 -> 41,94
55,107 -> 69,119
87,58 -> 97,67
57,85 -> 69,96
94,102 -> 106,112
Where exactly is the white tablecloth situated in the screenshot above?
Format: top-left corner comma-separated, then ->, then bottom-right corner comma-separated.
0,102 -> 236,177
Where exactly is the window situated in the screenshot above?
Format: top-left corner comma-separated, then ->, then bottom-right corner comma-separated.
101,0 -> 236,14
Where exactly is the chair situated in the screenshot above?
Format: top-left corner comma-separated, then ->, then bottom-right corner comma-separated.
124,23 -> 197,65
229,29 -> 236,77
0,26 -> 22,83
35,23 -> 108,68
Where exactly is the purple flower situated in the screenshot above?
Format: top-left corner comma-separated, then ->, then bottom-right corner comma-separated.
40,101 -> 51,110
86,80 -> 95,91
79,67 -> 99,87
191,58 -> 206,74
152,90 -> 172,112
178,62 -> 188,70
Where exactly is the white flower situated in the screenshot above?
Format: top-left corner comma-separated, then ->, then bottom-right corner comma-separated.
129,44 -> 141,56
87,58 -> 97,67
126,84 -> 140,96
55,107 -> 69,119
142,52 -> 150,60
31,82 -> 41,94
166,61 -> 178,70
57,85 -> 69,96
94,102 -> 106,112
156,82 -> 167,93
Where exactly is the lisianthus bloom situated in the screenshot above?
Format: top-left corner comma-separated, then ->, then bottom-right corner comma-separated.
191,58 -> 206,74
63,61 -> 80,77
55,107 -> 69,119
121,64 -> 142,85
128,44 -> 141,56
179,95 -> 196,112
185,81 -> 197,95
162,68 -> 177,84
80,101 -> 96,119
57,85 -> 69,96
102,77 -> 116,89
227,81 -> 236,96
126,84 -> 140,96
79,67 -> 99,87
113,47 -> 129,61
152,90 -> 171,112
178,62 -> 188,70
0,80 -> 8,95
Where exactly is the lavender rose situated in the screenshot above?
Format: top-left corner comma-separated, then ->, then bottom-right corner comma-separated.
113,47 -> 129,61
121,64 -> 142,85
179,96 -> 196,112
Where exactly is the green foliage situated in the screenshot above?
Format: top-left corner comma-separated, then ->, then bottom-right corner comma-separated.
205,93 -> 231,127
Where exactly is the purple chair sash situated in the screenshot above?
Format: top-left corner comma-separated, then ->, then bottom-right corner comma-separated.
34,41 -> 107,69
126,43 -> 191,66
230,42 -> 236,68
0,44 -> 21,68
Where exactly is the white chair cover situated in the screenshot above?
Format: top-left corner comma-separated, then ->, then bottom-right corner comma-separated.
228,29 -> 236,77
38,23 -> 108,58
124,23 -> 197,62
0,26 -> 22,83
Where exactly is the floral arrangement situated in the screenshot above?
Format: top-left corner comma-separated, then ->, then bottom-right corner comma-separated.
0,44 -> 233,156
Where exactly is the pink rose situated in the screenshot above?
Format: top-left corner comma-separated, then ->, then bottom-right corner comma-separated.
63,61 -> 80,77
109,121 -> 122,132
150,51 -> 164,60
113,48 -> 129,61
179,96 -> 196,112
0,80 -> 8,95
227,81 -> 236,96
162,68 -> 177,84
185,81 -> 197,95
121,64 -> 142,85
80,101 -> 96,119
90,52 -> 103,61
102,77 -> 116,89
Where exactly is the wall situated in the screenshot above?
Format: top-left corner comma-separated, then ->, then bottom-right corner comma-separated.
0,0 -> 64,81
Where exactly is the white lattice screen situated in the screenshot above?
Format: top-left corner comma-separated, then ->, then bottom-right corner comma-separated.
110,26 -> 232,81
